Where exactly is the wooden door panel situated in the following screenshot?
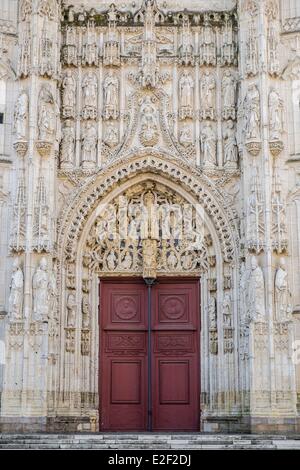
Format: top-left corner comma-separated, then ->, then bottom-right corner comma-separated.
152,280 -> 200,431
100,280 -> 148,431
153,283 -> 198,330
102,283 -> 147,330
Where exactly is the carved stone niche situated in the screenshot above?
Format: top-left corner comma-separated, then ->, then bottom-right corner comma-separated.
13,141 -> 28,158
65,328 -> 75,353
209,330 -> 218,355
245,140 -> 261,156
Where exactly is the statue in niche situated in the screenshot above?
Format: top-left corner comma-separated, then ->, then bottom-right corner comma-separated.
140,95 -> 159,146
104,124 -> 119,148
39,26 -> 54,77
144,0 -> 155,41
60,120 -> 75,167
223,120 -> 238,166
18,23 -> 31,77
246,20 -> 258,76
179,71 -> 194,119
275,258 -> 292,322
181,252 -> 193,270
121,251 -> 133,270
179,125 -> 193,147
222,293 -> 232,328
240,262 -> 250,324
200,20 -> 216,65
167,251 -> 178,270
200,123 -> 217,166
222,71 -> 236,119
81,121 -> 97,165
62,70 -> 76,118
8,259 -> 24,320
208,297 -> 217,330
244,84 -> 260,141
66,294 -> 76,328
142,238 -> 157,279
269,88 -> 283,141
268,24 -> 279,76
32,257 -> 49,321
106,251 -> 117,270
82,71 -> 97,118
248,256 -> 266,322
38,86 -> 56,142
103,71 -> 119,120
82,24 -> 98,66
220,19 -> 236,66
82,295 -> 90,329
14,92 -> 29,140
200,71 -> 216,120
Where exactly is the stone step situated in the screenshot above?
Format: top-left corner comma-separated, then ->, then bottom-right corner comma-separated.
0,433 -> 298,450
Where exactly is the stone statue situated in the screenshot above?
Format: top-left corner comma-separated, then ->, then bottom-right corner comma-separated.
248,256 -> 266,322
142,238 -> 157,279
223,120 -> 238,165
179,125 -> 193,147
167,251 -> 178,270
106,251 -> 117,270
60,120 -> 75,167
82,295 -> 90,329
140,95 -> 158,146
268,24 -> 279,76
200,71 -> 216,119
8,259 -> 24,320
62,70 -> 76,117
222,71 -> 236,119
66,294 -> 76,328
14,92 -> 29,140
82,71 -> 97,116
121,251 -> 133,270
200,20 -> 216,65
38,86 -> 56,142
18,23 -> 31,77
179,71 -> 194,118
32,257 -> 49,321
222,293 -> 232,328
245,84 -> 260,141
269,89 -> 283,141
104,124 -> 119,148
81,122 -> 97,165
246,20 -> 258,76
208,297 -> 217,330
103,71 -> 119,120
200,123 -> 217,166
275,258 -> 292,322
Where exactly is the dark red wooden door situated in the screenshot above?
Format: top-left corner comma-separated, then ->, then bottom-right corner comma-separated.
100,278 -> 200,431
152,280 -> 200,431
100,280 -> 148,431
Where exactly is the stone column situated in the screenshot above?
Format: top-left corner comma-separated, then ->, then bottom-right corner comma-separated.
1,0 -> 61,430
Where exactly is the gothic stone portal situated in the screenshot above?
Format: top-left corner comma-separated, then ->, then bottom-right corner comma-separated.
100,278 -> 200,432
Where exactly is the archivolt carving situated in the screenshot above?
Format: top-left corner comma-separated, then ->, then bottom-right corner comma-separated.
57,154 -> 238,265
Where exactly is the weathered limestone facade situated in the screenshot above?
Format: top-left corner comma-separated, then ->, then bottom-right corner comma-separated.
0,0 -> 300,433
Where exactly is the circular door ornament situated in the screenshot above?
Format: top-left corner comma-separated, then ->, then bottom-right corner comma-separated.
114,296 -> 138,320
161,296 -> 185,320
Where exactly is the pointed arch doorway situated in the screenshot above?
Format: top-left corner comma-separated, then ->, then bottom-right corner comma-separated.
100,277 -> 200,432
